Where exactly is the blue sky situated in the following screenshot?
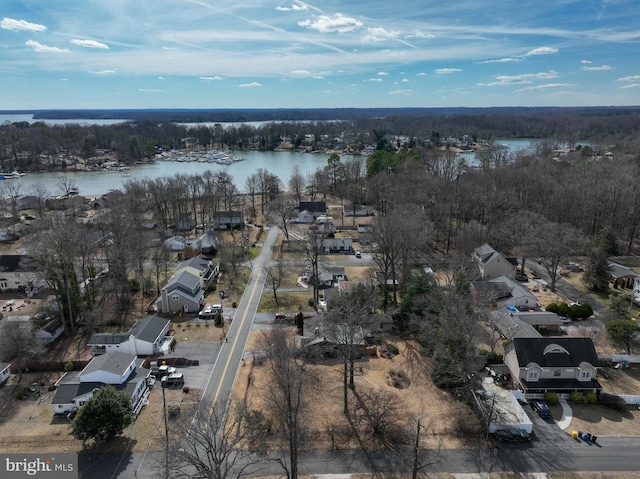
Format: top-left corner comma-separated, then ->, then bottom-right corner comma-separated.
1,0 -> 639,109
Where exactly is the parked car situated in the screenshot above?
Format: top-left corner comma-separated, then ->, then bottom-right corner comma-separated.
157,365 -> 177,377
515,273 -> 528,282
354,249 -> 362,259
199,304 -> 223,319
532,400 -> 551,418
161,373 -> 184,387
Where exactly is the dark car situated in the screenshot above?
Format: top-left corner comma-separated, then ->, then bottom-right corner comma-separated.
515,273 -> 528,282
532,400 -> 551,418
495,428 -> 530,443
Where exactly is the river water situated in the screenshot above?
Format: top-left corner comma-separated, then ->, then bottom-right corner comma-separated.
1,114 -> 536,197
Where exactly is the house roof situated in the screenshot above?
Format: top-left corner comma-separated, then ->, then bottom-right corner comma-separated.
299,201 -> 326,213
608,261 -> 639,280
516,311 -> 564,326
166,269 -> 200,291
492,276 -> 538,303
473,243 -> 496,262
127,316 -> 170,343
0,255 -> 35,272
87,333 -> 130,345
79,351 -> 136,378
180,254 -> 215,273
512,337 -> 599,368
0,362 -> 10,372
489,310 -> 541,340
213,211 -> 244,219
52,363 -> 149,405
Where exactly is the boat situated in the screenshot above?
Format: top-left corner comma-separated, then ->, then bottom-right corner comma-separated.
0,171 -> 26,179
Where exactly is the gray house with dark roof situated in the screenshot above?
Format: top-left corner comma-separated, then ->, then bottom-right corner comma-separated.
51,352 -> 150,416
156,254 -> 219,314
87,316 -> 172,356
0,255 -> 44,293
0,362 -> 10,385
504,337 -> 601,394
472,244 -> 518,280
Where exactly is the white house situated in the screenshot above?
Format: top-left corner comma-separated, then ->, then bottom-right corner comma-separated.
471,276 -> 539,309
51,352 -> 151,416
87,316 -> 172,356
0,362 -> 10,385
164,235 -> 187,251
35,318 -> 65,344
0,255 -> 45,293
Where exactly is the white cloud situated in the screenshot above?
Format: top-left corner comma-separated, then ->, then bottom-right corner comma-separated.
139,89 -> 164,92
276,4 -> 308,11
1,17 -> 46,32
367,78 -> 383,82
401,78 -> 409,83
581,60 -> 592,64
313,75 -> 325,79
616,75 -> 640,82
619,83 -> 640,89
525,46 -> 558,56
481,70 -> 559,86
580,65 -> 613,71
516,83 -> 575,92
92,70 -> 117,75
479,57 -> 522,64
298,14 -> 362,33
362,27 -> 399,43
199,76 -> 223,81
435,68 -> 462,74
25,40 -> 69,53
238,82 -> 262,87
417,72 -> 427,76
290,70 -> 310,75
377,71 -> 388,76
406,30 -> 435,39
70,39 -> 109,49
390,89 -> 413,95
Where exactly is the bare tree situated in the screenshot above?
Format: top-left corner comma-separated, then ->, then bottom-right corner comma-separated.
264,259 -> 288,306
531,220 -> 584,292
167,399 -> 262,479
324,284 -> 378,413
0,320 -> 43,380
288,164 -> 305,204
256,327 -> 310,479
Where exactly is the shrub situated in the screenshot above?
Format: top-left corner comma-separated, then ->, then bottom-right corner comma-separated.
167,402 -> 181,419
232,301 -> 238,308
569,391 -> 584,404
578,303 -> 593,319
64,361 -> 75,372
480,350 -> 503,364
15,386 -> 31,400
556,302 -> 570,317
308,298 -> 314,307
585,392 -> 598,404
599,392 -> 627,412
545,303 -> 559,314
544,391 -> 559,404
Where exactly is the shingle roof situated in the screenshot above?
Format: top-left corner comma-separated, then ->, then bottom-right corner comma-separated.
513,337 -> 599,368
87,333 -> 130,345
80,351 -> 136,377
299,201 -> 326,213
127,315 -> 169,343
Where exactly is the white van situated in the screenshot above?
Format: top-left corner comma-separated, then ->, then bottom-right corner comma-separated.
161,373 -> 184,387
198,304 -> 223,319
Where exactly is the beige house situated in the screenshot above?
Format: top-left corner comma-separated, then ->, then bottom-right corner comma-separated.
472,244 -> 517,280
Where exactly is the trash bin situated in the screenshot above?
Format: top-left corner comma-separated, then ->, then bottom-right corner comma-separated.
590,435 -> 597,443
571,431 -> 578,439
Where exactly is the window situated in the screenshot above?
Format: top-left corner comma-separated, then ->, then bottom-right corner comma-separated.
554,369 -> 561,377
526,369 -> 539,381
579,370 -> 591,381
171,294 -> 179,301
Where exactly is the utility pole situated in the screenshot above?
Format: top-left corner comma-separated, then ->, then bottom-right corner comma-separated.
162,386 -> 169,479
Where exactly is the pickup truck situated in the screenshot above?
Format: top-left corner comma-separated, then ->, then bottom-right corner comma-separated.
161,373 -> 184,387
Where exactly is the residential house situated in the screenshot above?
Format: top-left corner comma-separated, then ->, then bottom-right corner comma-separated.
87,316 -> 172,356
313,237 -> 353,254
176,216 -> 196,232
470,276 -> 539,309
374,271 -> 399,291
164,235 -> 187,251
298,201 -> 327,222
93,189 -> 124,208
51,352 -> 151,416
343,204 -> 375,216
213,211 -> 244,230
156,254 -> 219,314
608,261 -> 639,288
35,317 -> 65,344
472,244 -> 518,280
16,195 -> 42,210
504,337 -> 601,395
0,255 -> 44,293
0,362 -> 10,385
310,265 -> 346,288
